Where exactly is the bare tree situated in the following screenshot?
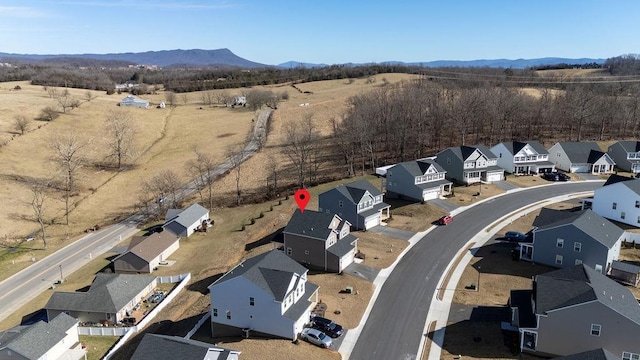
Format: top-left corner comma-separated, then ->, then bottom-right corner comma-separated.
39,106 -> 59,121
51,132 -> 87,225
142,170 -> 182,219
30,182 -> 47,249
181,93 -> 189,105
57,93 -> 75,113
165,91 -> 176,108
266,156 -> 279,198
104,110 -> 137,169
13,114 -> 30,135
186,148 -> 216,210
283,115 -> 320,188
47,87 -> 58,99
226,143 -> 247,206
84,91 -> 96,103
201,91 -> 214,107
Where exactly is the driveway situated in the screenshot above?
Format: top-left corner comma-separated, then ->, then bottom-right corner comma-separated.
427,198 -> 460,213
343,262 -> 379,283
493,180 -> 519,191
573,173 -> 604,181
368,225 -> 415,241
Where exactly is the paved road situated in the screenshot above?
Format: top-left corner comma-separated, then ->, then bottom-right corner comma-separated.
348,181 -> 602,360
0,109 -> 272,324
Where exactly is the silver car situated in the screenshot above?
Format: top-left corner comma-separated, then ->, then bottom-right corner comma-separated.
300,327 -> 332,348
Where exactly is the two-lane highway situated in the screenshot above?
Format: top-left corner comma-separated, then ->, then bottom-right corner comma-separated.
349,182 -> 602,359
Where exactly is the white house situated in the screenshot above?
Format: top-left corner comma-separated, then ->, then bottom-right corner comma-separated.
491,141 -> 555,175
119,95 -> 149,109
590,174 -> 640,228
164,203 -> 210,238
208,250 -> 319,341
548,142 -> 615,174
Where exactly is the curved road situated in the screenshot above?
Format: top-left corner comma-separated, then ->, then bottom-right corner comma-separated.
349,181 -> 602,360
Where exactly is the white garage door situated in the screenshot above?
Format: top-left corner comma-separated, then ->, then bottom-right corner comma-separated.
486,172 -> 503,182
364,215 -> 380,230
422,189 -> 439,201
340,249 -> 356,271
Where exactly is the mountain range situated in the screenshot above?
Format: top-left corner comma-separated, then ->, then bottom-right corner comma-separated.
0,48 -> 606,69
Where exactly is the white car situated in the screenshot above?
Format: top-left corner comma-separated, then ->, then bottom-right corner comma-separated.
300,327 -> 332,348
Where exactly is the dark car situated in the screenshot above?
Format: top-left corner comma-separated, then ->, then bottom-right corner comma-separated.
541,172 -> 560,181
556,172 -> 571,181
504,231 -> 527,242
311,316 -> 344,338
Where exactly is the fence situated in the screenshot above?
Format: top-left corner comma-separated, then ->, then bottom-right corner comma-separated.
78,326 -> 130,336
185,312 -> 210,339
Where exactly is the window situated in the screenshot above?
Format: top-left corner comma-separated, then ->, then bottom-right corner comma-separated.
637,216 -> 640,224
556,238 -> 564,248
623,352 -> 640,360
213,308 -> 218,317
286,247 -> 292,256
613,202 -> 617,210
622,211 -> 627,219
636,200 -> 640,208
249,297 -> 255,306
590,324 -> 601,336
575,259 -> 583,265
447,157 -> 451,164
226,311 -> 231,320
555,255 -> 563,265
574,242 -> 582,252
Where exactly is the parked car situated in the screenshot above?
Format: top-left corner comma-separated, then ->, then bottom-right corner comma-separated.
556,172 -> 571,181
300,327 -> 332,348
437,215 -> 453,226
311,316 -> 344,338
542,172 -> 570,182
504,231 -> 527,242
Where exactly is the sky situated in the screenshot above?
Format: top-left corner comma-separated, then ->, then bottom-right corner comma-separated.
0,0 -> 638,66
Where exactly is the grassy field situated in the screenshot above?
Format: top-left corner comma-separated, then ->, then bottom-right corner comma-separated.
80,335 -> 120,360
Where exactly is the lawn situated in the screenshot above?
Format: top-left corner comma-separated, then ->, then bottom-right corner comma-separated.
446,183 -> 505,207
80,335 -> 120,360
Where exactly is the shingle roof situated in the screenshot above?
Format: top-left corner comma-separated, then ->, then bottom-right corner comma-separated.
113,231 -> 179,263
3,313 -> 77,360
556,142 -> 601,163
45,273 -> 156,313
611,260 -> 640,274
327,234 -> 358,257
131,334 -> 240,360
603,173 -> 636,187
395,159 -> 446,177
500,140 -> 549,156
209,250 -> 311,302
535,265 -> 640,325
551,348 -> 619,360
164,203 -> 209,229
587,149 -> 609,164
283,210 -> 341,240
533,208 -> 623,249
616,140 -> 640,153
441,145 -> 498,161
323,180 -> 384,206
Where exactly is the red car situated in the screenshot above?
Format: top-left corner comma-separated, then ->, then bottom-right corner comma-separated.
438,215 -> 453,225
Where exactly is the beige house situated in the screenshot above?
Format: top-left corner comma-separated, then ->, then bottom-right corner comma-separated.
113,231 -> 180,274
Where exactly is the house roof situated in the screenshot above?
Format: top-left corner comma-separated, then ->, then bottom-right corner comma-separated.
284,282 -> 319,321
324,180 -> 384,205
509,289 -> 536,328
533,208 -> 623,249
615,140 -> 640,153
359,202 -> 391,218
45,273 -> 156,314
587,149 -> 610,164
113,230 -> 179,263
131,334 -> 240,360
164,203 -> 209,230
611,260 -> 640,275
415,178 -> 452,190
394,159 -> 446,177
555,142 -> 602,163
602,174 -> 640,195
500,140 -> 549,156
283,210 -> 342,240
442,145 -> 498,161
327,234 -> 358,258
551,348 -> 619,360
209,250 -> 311,303
1,313 -> 77,360
534,265 -> 640,325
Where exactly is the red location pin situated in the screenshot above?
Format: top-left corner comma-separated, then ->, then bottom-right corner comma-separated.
294,189 -> 310,213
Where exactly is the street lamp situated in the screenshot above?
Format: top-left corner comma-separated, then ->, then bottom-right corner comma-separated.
59,264 -> 64,283
477,265 -> 481,292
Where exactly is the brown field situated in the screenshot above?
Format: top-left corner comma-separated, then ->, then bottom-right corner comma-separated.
535,68 -> 608,78
446,183 -> 504,206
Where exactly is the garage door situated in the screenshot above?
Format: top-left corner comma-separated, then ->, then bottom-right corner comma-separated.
340,249 -> 356,271
364,215 -> 380,230
486,172 -> 503,182
422,189 -> 439,201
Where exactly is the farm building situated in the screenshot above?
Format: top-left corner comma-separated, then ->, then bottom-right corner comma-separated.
119,95 -> 149,109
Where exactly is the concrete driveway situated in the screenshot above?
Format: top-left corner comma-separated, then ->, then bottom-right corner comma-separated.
344,262 -> 379,283
368,225 -> 416,241
428,198 -> 460,213
493,180 -> 520,191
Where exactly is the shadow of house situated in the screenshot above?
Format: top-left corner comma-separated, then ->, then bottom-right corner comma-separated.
187,273 -> 224,295
244,226 -> 284,251
20,309 -> 48,325
469,242 -> 555,279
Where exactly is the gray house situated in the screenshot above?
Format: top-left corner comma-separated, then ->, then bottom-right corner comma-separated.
385,159 -> 452,202
283,210 -> 358,273
549,142 -> 615,174
131,334 -> 241,360
112,230 -> 180,274
608,141 -> 640,174
509,264 -> 640,357
435,145 -> 504,185
45,273 -> 157,325
491,140 -> 555,175
519,208 -> 623,273
164,203 -> 210,238
318,179 -> 390,230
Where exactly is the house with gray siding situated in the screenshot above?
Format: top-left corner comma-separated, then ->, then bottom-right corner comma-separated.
113,230 -> 180,274
608,141 -> 640,174
491,141 -> 555,175
131,334 -> 241,360
0,313 -> 85,360
519,208 -> 624,273
318,179 -> 390,230
45,273 -> 157,325
435,145 -> 504,185
283,210 -> 358,273
549,142 -> 615,174
509,264 -> 640,357
164,203 -> 210,237
208,250 -> 319,341
385,159 -> 452,202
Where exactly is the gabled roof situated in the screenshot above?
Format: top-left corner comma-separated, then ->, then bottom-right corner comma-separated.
45,273 -> 156,314
611,260 -> 640,274
113,230 -> 179,263
327,234 -> 358,257
534,265 -> 640,325
603,173 -> 636,187
440,145 -> 498,161
209,250 -> 311,302
614,140 -> 640,153
283,210 -> 343,241
1,313 -> 77,360
324,180 -> 383,205
393,159 -> 446,177
551,348 -> 619,360
131,334 -> 241,360
602,174 -> 640,195
587,149 -> 609,164
165,203 -> 209,228
499,140 -> 549,156
533,208 -> 623,249
554,142 -> 602,163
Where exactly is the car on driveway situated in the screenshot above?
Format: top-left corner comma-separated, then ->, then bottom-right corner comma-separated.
301,327 -> 332,348
504,231 -> 527,242
437,215 -> 453,226
311,316 -> 344,338
542,172 -> 570,182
